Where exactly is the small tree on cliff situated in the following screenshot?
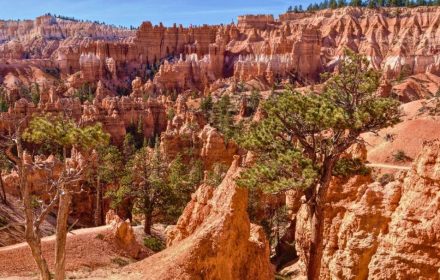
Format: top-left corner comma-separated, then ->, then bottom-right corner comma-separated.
237,50 -> 401,279
23,114 -> 109,280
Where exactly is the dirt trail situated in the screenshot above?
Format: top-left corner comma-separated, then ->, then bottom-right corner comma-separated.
366,163 -> 411,170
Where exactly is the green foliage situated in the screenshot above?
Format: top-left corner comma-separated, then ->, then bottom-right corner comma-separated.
384,133 -> 395,142
108,145 -> 204,230
123,122 -> 146,158
30,83 -> 40,105
200,94 -> 213,117
23,114 -> 110,157
247,188 -> 290,244
95,233 -> 104,240
30,195 -> 41,209
333,158 -> 371,178
248,90 -> 261,116
143,236 -> 165,252
302,0 -> 433,12
96,145 -> 124,184
275,275 -> 290,280
0,86 -> 8,112
210,94 -> 240,142
109,144 -> 169,232
73,83 -> 95,103
206,163 -> 228,187
166,108 -> 175,121
111,257 -> 130,267
164,155 -> 197,221
116,86 -> 131,97
0,151 -> 12,172
397,65 -> 412,82
16,83 -> 40,105
0,99 -> 8,113
237,50 -> 401,194
188,159 -> 204,187
123,133 -> 137,159
393,150 -> 410,162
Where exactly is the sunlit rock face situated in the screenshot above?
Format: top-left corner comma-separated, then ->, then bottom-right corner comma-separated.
292,140 -> 440,279
5,7 -> 440,94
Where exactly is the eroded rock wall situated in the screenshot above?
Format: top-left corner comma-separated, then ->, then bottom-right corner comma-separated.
292,140 -> 440,279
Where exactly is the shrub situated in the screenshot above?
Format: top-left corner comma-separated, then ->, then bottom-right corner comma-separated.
95,233 -> 104,240
393,150 -> 410,162
0,98 -> 8,112
111,257 -> 130,267
166,108 -> 175,121
384,133 -> 395,142
143,236 -> 165,252
73,83 -> 94,103
333,158 -> 371,178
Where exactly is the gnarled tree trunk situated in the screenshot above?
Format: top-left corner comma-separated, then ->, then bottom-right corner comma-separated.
54,189 -> 72,280
307,156 -> 337,280
16,133 -> 51,280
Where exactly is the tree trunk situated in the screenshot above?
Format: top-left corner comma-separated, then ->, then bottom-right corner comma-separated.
16,128 -> 51,280
0,173 -> 6,205
94,176 -> 102,226
144,211 -> 152,235
307,157 -> 337,280
54,190 -> 72,280
25,229 -> 51,280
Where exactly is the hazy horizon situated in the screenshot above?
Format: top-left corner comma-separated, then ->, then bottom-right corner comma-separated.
0,0 -> 314,27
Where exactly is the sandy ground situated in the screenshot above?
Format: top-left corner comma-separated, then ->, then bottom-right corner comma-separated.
364,99 -> 440,165
0,226 -> 136,279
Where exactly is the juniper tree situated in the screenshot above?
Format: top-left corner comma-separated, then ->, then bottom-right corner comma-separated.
237,50 -> 401,279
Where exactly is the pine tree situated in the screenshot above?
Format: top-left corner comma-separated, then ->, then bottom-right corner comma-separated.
210,94 -> 237,142
368,0 -> 377,8
237,50 -> 401,279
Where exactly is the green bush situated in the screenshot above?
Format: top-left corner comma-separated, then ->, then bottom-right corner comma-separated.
0,98 -> 8,112
74,83 -> 94,103
333,158 -> 371,178
143,236 -> 165,252
393,150 -> 410,162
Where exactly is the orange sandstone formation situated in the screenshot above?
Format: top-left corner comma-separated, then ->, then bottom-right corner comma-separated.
124,156 -> 274,280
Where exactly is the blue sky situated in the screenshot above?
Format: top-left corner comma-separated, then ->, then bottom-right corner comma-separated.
0,0 -> 311,27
